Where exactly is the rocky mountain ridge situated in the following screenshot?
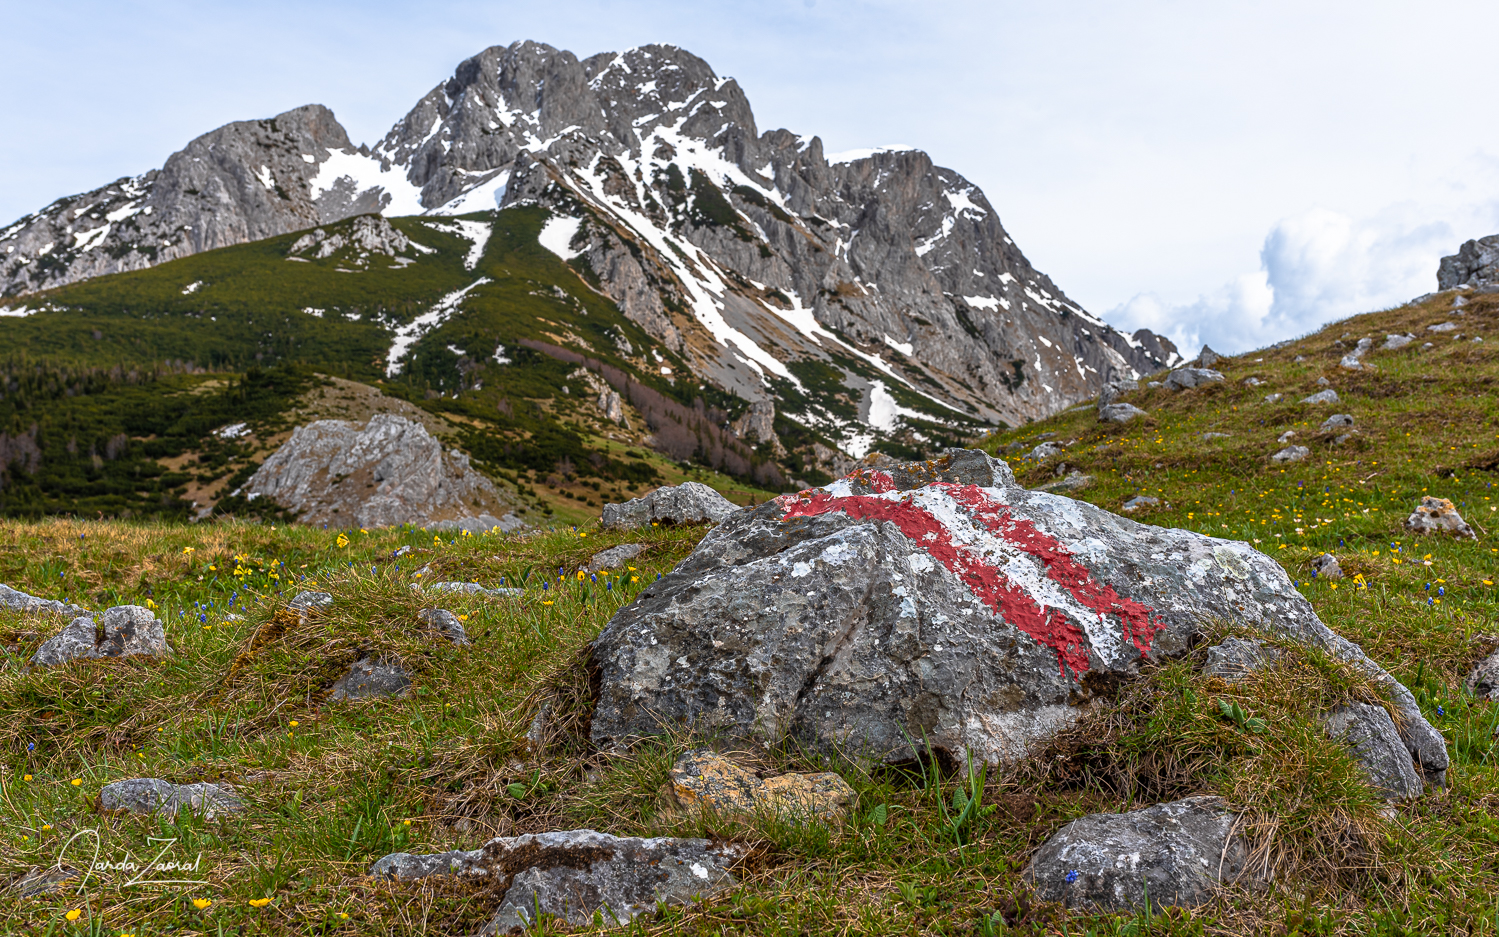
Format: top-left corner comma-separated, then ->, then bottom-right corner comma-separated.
0,41 -> 1177,437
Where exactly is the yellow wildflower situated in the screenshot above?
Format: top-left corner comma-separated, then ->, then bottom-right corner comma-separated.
192,898 -> 211,910
249,898 -> 272,908
70,778 -> 82,786
66,909 -> 82,921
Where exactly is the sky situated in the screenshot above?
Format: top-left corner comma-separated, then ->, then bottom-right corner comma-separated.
4,0 -> 1499,355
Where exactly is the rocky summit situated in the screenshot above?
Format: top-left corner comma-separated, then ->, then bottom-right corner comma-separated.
589,449 -> 1445,781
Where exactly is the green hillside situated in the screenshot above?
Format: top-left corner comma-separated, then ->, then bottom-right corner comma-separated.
0,293 -> 1497,934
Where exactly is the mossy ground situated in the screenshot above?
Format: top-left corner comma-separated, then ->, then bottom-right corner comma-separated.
1,294 -> 1498,935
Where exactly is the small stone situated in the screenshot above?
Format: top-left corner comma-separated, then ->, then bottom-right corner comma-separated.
1383,333 -> 1415,350
1203,637 -> 1281,682
1422,342 -> 1434,349
1404,496 -> 1476,538
1146,380 -> 1163,388
8,867 -> 79,897
288,592 -> 334,615
1038,472 -> 1095,493
371,829 -> 739,933
1428,321 -> 1458,332
1201,432 -> 1232,440
29,606 -> 170,669
1320,414 -> 1355,431
1097,377 -> 1139,407
1293,355 -> 1305,362
1324,703 -> 1424,800
587,543 -> 645,572
1301,389 -> 1339,404
1334,432 -> 1357,445
1194,345 -> 1221,368
1028,441 -> 1064,459
1316,376 -> 1331,386
1466,648 -> 1499,701
1098,402 -> 1146,423
601,482 -> 739,530
1164,368 -> 1225,391
1310,553 -> 1343,580
1263,393 -> 1283,404
330,658 -> 412,701
417,608 -> 470,646
1277,430 -> 1296,444
1120,495 -> 1159,512
1024,796 -> 1245,911
1271,445 -> 1310,463
99,778 -> 244,819
427,581 -> 523,597
665,750 -> 855,821
1242,377 -> 1261,386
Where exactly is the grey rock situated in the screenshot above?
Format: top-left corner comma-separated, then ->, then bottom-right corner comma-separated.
426,581 -> 524,597
1422,342 -> 1434,349
1316,376 -> 1331,386
1293,355 -> 1305,362
1120,495 -> 1160,512
0,583 -> 88,618
588,448 -> 1446,785
418,608 -> 470,646
730,399 -> 779,448
370,829 -> 738,932
587,543 -> 645,572
30,605 -> 170,668
601,481 -> 739,530
1192,345 -> 1221,368
1301,389 -> 1340,404
8,866 -> 79,897
1037,471 -> 1094,493
244,414 -> 517,529
1147,380 -> 1164,388
288,215 -> 410,262
1340,354 -> 1363,370
1242,377 -> 1261,386
1428,321 -> 1459,333
1203,636 -> 1281,682
1028,441 -> 1064,459
1201,432 -> 1232,440
1384,333 -> 1415,350
288,591 -> 334,614
1310,553 -> 1343,580
99,778 -> 244,819
329,658 -> 412,701
1324,703 -> 1424,801
1334,432 -> 1358,445
1099,402 -> 1146,423
1164,368 -> 1225,391
1404,496 -> 1476,538
1023,796 -> 1245,911
1276,430 -> 1296,444
1263,393 -> 1283,404
429,513 -> 528,535
1465,648 -> 1499,701
1438,234 -> 1499,290
1271,445 -> 1310,463
1454,294 -> 1470,307
1320,414 -> 1355,431
1098,377 -> 1139,407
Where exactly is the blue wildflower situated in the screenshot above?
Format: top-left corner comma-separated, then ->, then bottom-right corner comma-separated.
1066,870 -> 1079,883
1438,706 -> 1446,716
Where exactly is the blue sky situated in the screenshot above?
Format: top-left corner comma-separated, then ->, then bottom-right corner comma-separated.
6,0 -> 1499,353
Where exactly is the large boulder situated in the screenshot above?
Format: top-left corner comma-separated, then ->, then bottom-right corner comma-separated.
241,413 -> 518,529
588,449 -> 1447,786
371,830 -> 738,933
601,482 -> 739,530
1024,796 -> 1244,911
1164,368 -> 1224,390
30,606 -> 169,668
1323,703 -> 1424,801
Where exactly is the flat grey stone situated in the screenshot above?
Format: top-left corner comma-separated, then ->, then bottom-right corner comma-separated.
1164,368 -> 1225,390
1263,393 -> 1283,404
1383,333 -> 1415,350
1099,402 -> 1146,423
1324,703 -> 1424,800
587,543 -> 645,572
1024,796 -> 1245,911
1320,414 -> 1355,431
426,581 -> 524,597
288,591 -> 334,613
371,829 -> 738,932
30,605 -> 170,668
8,866 -> 79,897
1271,445 -> 1310,463
0,584 -> 88,618
1340,354 -> 1363,370
1301,389 -> 1339,404
1028,441 -> 1064,459
1310,553 -> 1343,580
418,607 -> 470,646
1203,636 -> 1281,682
1201,432 -> 1232,439
1428,321 -> 1458,332
1038,471 -> 1094,493
330,658 -> 412,701
1121,495 -> 1160,512
601,482 -> 739,530
99,778 -> 244,819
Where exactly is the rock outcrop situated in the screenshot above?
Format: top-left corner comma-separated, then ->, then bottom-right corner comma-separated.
0,584 -> 88,619
241,413 -> 517,529
588,449 -> 1446,788
601,482 -> 739,530
30,606 -> 169,668
1438,234 -> 1499,292
371,829 -> 739,933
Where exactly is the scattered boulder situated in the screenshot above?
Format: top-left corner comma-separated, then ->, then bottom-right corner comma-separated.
288,591 -> 334,616
1317,376 -> 1331,386
1263,393 -> 1283,404
588,448 -> 1446,783
1277,430 -> 1296,444
417,608 -> 470,646
1164,368 -> 1224,390
1320,414 -> 1355,432
241,413 -> 518,529
1027,441 -> 1064,459
1098,377 -> 1139,407
1120,495 -> 1160,512
30,606 -> 170,668
1310,553 -> 1344,580
1428,321 -> 1459,333
1334,432 -> 1358,445
664,750 -> 855,821
1404,496 -> 1476,539
1465,648 -> 1499,700
99,778 -> 244,820
588,543 -> 645,572
429,513 -> 527,535
1202,432 -> 1232,440
1024,796 -> 1245,912
1192,345 -> 1221,368
0,583 -> 88,618
1383,333 -> 1415,350
1301,389 -> 1339,404
1203,636 -> 1281,682
1271,445 -> 1310,463
1146,380 -> 1164,389
426,581 -> 523,597
330,658 -> 412,701
1323,704 -> 1424,801
1339,337 -> 1374,371
1099,402 -> 1147,423
601,482 -> 739,530
371,829 -> 739,933
1037,472 -> 1094,494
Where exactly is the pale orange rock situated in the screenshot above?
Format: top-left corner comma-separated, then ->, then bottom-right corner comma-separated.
666,750 -> 854,821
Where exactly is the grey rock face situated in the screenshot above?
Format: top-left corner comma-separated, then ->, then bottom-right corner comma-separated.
588,448 -> 1445,781
288,215 -> 410,260
1099,403 -> 1146,424
730,400 -> 779,447
99,778 -> 244,819
418,608 -> 471,645
1320,414 -> 1355,431
329,658 -> 412,701
1324,703 -> 1424,801
587,543 -> 645,572
1120,495 -> 1160,512
601,481 -> 739,530
1023,796 -> 1245,911
30,606 -> 169,668
0,583 -> 88,618
1098,377 -> 1139,407
1271,445 -> 1310,463
1202,636 -> 1281,682
1438,234 -> 1499,291
1164,368 -> 1224,391
243,413 -> 516,528
1311,553 -> 1344,580
1405,496 -> 1475,538
1301,389 -> 1340,404
370,829 -> 738,933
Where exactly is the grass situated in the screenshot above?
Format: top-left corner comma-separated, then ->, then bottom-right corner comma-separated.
0,293 -> 1498,934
